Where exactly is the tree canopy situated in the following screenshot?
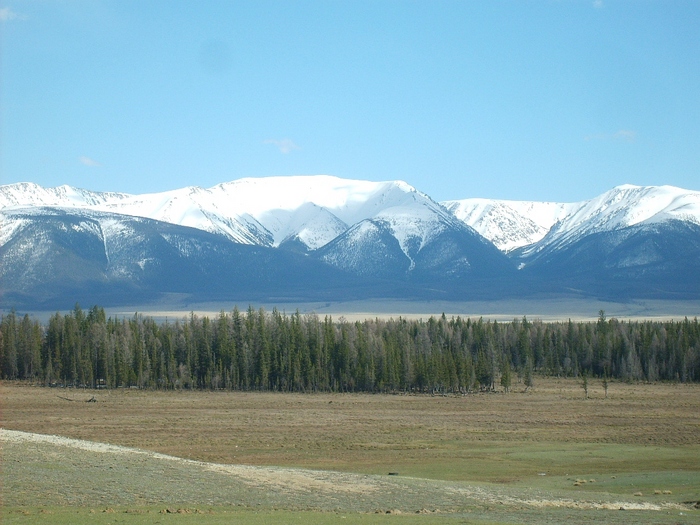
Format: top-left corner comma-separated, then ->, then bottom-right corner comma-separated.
1,306 -> 698,390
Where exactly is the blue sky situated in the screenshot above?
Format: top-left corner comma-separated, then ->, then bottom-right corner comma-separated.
2,1 -> 699,202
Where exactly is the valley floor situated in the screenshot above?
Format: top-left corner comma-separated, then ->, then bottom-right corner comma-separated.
2,378 -> 699,524
12,296 -> 700,323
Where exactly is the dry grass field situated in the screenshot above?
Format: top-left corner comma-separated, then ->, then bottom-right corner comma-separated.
2,377 -> 699,524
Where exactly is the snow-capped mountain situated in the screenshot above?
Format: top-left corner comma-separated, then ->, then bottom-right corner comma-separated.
1,175 -> 511,279
0,182 -> 131,209
0,206 -> 378,308
516,184 -> 700,260
441,198 -> 578,252
10,178 -> 697,260
1,176 -> 517,307
1,176 -> 467,254
2,177 -> 700,308
443,184 -> 700,298
444,184 -> 700,257
316,211 -> 512,281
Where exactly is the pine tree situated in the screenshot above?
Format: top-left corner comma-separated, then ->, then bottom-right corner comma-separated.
602,367 -> 609,399
0,311 -> 18,379
500,356 -> 512,393
476,349 -> 493,391
523,356 -> 534,391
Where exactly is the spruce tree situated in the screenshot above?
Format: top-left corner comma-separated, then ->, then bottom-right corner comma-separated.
500,357 -> 512,393
523,356 -> 534,391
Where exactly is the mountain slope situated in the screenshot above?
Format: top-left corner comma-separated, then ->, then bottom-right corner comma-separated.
1,176 -> 467,253
315,208 -> 516,291
1,175 -> 514,283
443,185 -> 700,257
443,184 -> 700,300
516,184 -> 700,260
442,198 -> 578,252
2,179 -> 700,307
0,207 -> 388,309
0,182 -> 131,209
518,220 -> 700,299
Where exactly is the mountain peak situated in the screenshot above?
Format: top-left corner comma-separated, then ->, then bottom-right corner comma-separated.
3,177 -> 700,307
3,178 -> 699,255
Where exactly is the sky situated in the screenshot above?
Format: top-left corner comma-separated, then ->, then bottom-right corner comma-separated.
1,1 -> 699,203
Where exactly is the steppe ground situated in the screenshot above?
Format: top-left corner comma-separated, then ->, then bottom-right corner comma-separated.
2,378 -> 699,525
15,297 -> 700,323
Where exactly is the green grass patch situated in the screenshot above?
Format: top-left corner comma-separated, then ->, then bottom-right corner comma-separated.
550,470 -> 700,500
289,441 -> 700,486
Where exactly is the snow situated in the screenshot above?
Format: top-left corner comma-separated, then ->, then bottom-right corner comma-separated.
375,204 -> 448,265
558,185 -> 700,232
445,185 -> 700,254
521,185 -> 700,257
0,182 -> 130,209
0,213 -> 29,246
442,198 -> 579,252
3,179 -> 699,258
0,175 -> 443,252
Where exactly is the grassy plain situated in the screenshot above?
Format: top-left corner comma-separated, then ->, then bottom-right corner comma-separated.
16,296 -> 700,323
2,378 -> 699,524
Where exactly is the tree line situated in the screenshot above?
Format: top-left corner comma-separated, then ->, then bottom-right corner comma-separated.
1,305 -> 698,391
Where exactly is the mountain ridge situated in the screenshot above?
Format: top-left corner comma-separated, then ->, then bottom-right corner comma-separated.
443,184 -> 700,253
2,177 -> 700,308
6,179 -> 698,255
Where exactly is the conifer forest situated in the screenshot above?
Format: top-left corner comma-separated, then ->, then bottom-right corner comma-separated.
1,305 -> 698,390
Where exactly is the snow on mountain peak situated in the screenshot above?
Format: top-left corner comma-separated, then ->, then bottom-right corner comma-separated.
211,175 -> 422,223
442,198 -> 578,252
552,184 -> 700,234
515,184 -> 700,258
0,175 -> 440,251
3,178 -> 699,258
443,185 -> 700,254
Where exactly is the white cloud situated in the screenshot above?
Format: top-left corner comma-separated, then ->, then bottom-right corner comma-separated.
593,0 -> 603,8
613,130 -> 637,143
0,7 -> 27,21
584,130 -> 637,143
264,138 -> 300,154
79,156 -> 102,167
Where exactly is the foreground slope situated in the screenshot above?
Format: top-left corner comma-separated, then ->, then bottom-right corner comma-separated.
4,428 -> 692,518
3,379 -> 698,524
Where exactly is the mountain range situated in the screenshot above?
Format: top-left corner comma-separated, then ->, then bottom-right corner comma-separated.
2,176 -> 699,309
